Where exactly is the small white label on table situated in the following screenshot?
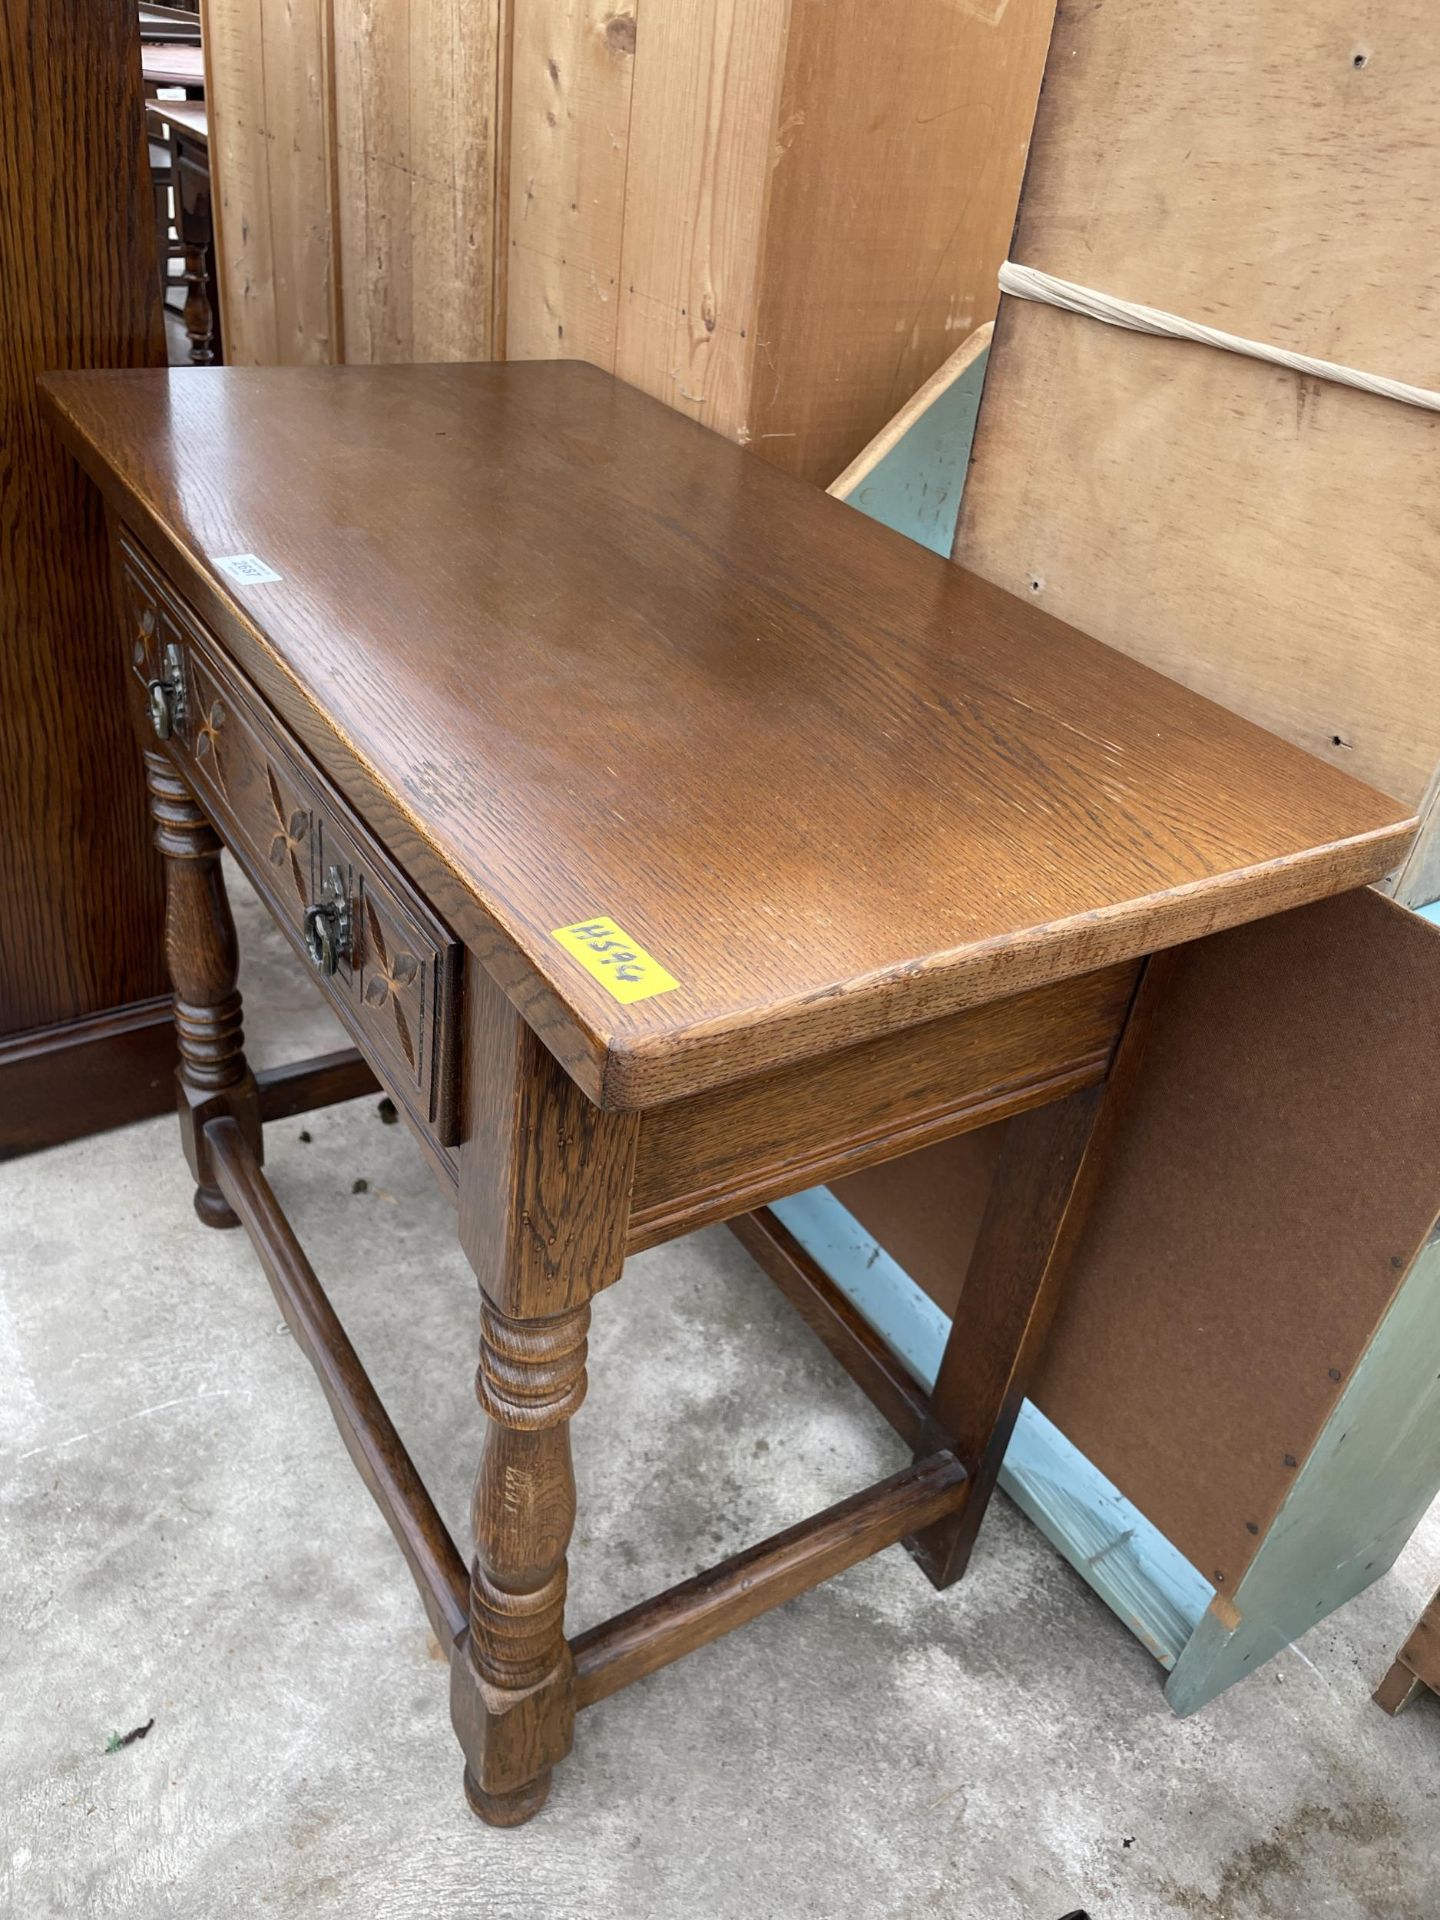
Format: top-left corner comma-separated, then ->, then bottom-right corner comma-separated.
214,553 -> 284,585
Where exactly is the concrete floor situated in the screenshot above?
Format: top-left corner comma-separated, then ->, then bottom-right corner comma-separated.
4,871 -> 1440,1920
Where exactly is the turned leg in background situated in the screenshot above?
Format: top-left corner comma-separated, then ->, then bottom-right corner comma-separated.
179,242 -> 216,365
145,750 -> 260,1226
450,967 -> 638,1825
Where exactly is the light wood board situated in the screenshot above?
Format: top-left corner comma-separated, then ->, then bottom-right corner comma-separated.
331,0 -> 505,363
960,300 -> 1440,814
1005,0 -> 1440,385
505,0 -> 1054,484
202,0 -> 341,365
611,0 -> 789,440
955,0 -> 1440,896
745,0 -> 1053,483
505,0 -> 636,365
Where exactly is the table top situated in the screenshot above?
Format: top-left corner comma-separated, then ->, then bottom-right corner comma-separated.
42,362 -> 1416,1107
147,101 -> 208,143
141,43 -> 204,88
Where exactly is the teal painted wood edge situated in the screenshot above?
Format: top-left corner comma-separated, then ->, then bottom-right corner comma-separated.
837,348 -> 988,557
1165,1221 -> 1440,1715
768,1189 -> 1214,1669
1419,901 -> 1440,925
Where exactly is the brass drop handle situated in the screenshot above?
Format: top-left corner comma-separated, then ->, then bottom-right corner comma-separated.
147,642 -> 187,741
304,866 -> 351,977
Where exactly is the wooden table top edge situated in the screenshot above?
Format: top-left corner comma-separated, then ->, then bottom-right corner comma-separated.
37,371 -> 1420,1113
590,818 -> 1415,1103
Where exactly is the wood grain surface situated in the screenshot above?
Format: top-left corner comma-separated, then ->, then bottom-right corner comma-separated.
741,0 -> 1053,484
960,299 -> 1440,817
508,0 -> 1054,486
505,0 -> 636,367
202,0 -> 341,365
627,963 -> 1134,1249
331,0 -> 506,363
0,0 -> 169,1043
956,0 -> 1440,898
43,361 -> 1415,1108
1004,0 -> 1440,387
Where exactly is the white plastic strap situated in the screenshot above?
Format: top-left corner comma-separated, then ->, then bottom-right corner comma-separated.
999,261 -> 1440,415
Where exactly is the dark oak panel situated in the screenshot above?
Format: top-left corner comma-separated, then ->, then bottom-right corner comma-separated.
0,997 -> 176,1158
41,363 -> 1414,1109
0,0 -> 169,1135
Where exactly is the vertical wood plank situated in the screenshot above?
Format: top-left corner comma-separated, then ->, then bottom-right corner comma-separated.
203,0 -> 280,364
333,0 -> 413,361
613,0 -> 789,435
262,0 -> 342,362
505,0 -> 637,366
202,0 -> 340,365
408,0 -> 507,360
747,0 -> 1054,483
331,0 -> 504,362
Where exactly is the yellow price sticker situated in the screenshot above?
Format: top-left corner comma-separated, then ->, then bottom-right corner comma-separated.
551,917 -> 680,1006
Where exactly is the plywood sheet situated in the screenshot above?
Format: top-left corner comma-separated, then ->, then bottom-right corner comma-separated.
959,301 -> 1440,810
1032,889 -> 1440,1589
505,0 -> 636,365
748,0 -> 1053,483
1008,0 -> 1440,386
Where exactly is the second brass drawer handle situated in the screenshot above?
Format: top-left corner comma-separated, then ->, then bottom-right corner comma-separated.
304,866 -> 352,977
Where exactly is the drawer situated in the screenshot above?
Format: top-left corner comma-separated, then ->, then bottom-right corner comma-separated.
119,533 -> 462,1153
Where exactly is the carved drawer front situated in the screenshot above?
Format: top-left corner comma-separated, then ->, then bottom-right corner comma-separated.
311,805 -> 459,1141
177,641 -> 320,931
122,545 -> 187,701
117,532 -> 461,1153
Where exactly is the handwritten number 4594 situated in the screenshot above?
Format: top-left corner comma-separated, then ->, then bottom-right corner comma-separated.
572,925 -> 648,985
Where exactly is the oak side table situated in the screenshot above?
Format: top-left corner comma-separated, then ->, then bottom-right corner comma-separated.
41,362 -> 1415,1825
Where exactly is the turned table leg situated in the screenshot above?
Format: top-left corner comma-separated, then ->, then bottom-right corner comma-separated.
145,751 -> 260,1226
456,1296 -> 590,1825
450,969 -> 638,1825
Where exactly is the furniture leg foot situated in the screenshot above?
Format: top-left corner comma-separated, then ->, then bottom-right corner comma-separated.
193,1182 -> 241,1229
463,1764 -> 552,1828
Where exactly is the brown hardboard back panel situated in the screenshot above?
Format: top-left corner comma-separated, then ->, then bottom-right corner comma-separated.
841,891 -> 1440,1588
1032,889 -> 1440,1586
834,1127 -> 1004,1324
